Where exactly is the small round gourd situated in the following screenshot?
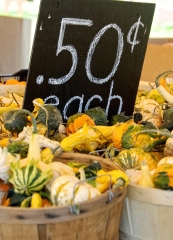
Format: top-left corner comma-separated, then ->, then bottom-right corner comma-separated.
115,147 -> 157,170
153,163 -> 173,190
2,110 -> 28,134
36,105 -> 63,135
50,174 -> 100,206
66,113 -> 95,135
85,106 -> 108,126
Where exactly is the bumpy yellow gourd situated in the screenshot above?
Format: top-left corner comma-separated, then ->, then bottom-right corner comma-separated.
96,169 -> 129,193
60,123 -> 119,153
41,147 -> 54,164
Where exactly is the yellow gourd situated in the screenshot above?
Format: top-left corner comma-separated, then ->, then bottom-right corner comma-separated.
31,193 -> 42,208
96,169 -> 129,193
0,138 -> 10,148
138,161 -> 155,188
41,147 -> 54,164
111,120 -> 135,149
61,123 -> 124,153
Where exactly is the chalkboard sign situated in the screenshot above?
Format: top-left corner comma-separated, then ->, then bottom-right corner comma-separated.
23,0 -> 155,121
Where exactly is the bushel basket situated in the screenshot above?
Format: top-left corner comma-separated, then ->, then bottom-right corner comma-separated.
120,183 -> 173,240
0,153 -> 127,240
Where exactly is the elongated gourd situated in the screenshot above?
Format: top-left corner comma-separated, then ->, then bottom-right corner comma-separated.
138,161 -> 155,188
157,85 -> 173,103
31,193 -> 42,208
8,109 -> 53,195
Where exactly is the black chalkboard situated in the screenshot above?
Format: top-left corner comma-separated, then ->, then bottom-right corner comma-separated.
23,0 -> 155,121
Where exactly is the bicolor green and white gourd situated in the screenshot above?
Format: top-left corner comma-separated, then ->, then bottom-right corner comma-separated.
9,160 -> 52,195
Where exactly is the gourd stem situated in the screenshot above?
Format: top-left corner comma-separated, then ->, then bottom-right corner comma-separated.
11,92 -> 20,107
32,99 -> 49,137
13,109 -> 37,133
91,126 -> 109,141
155,70 -> 173,87
52,146 -> 63,156
135,129 -> 173,139
78,168 -> 86,181
153,103 -> 173,121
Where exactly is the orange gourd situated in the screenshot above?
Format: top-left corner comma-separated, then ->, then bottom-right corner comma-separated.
66,113 -> 95,135
5,79 -> 19,85
17,81 -> 26,85
41,198 -> 52,207
111,119 -> 135,149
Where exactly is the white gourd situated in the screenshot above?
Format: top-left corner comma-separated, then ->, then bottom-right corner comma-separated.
46,162 -> 75,191
157,156 -> 173,167
0,147 -> 19,182
50,168 -> 100,206
157,85 -> 173,104
138,99 -> 163,128
164,131 -> 173,156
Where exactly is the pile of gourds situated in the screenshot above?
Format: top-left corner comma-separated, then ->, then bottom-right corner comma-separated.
0,92 -> 23,114
0,107 -> 129,208
117,70 -> 173,190
1,70 -> 173,209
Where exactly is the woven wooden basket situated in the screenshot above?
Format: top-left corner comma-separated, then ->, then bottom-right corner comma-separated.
0,153 -> 127,240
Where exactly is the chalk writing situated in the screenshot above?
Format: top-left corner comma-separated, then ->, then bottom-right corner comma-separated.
86,24 -> 123,84
36,75 -> 44,84
44,95 -> 59,106
127,16 -> 144,53
48,18 -> 93,85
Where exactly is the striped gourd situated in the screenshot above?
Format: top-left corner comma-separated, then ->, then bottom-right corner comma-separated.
9,160 -> 52,195
115,148 -> 157,170
153,163 -> 173,190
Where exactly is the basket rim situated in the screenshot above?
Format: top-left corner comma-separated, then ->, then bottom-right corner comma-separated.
127,183 -> 173,206
0,152 -> 127,224
55,152 -> 124,171
0,187 -> 126,224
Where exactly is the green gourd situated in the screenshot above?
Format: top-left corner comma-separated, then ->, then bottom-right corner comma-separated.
121,123 -> 171,151
153,163 -> 173,190
160,106 -> 173,131
110,112 -> 132,126
2,109 -> 29,134
36,105 -> 63,135
9,160 -> 52,195
85,107 -> 108,125
115,147 -> 158,170
7,141 -> 29,159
